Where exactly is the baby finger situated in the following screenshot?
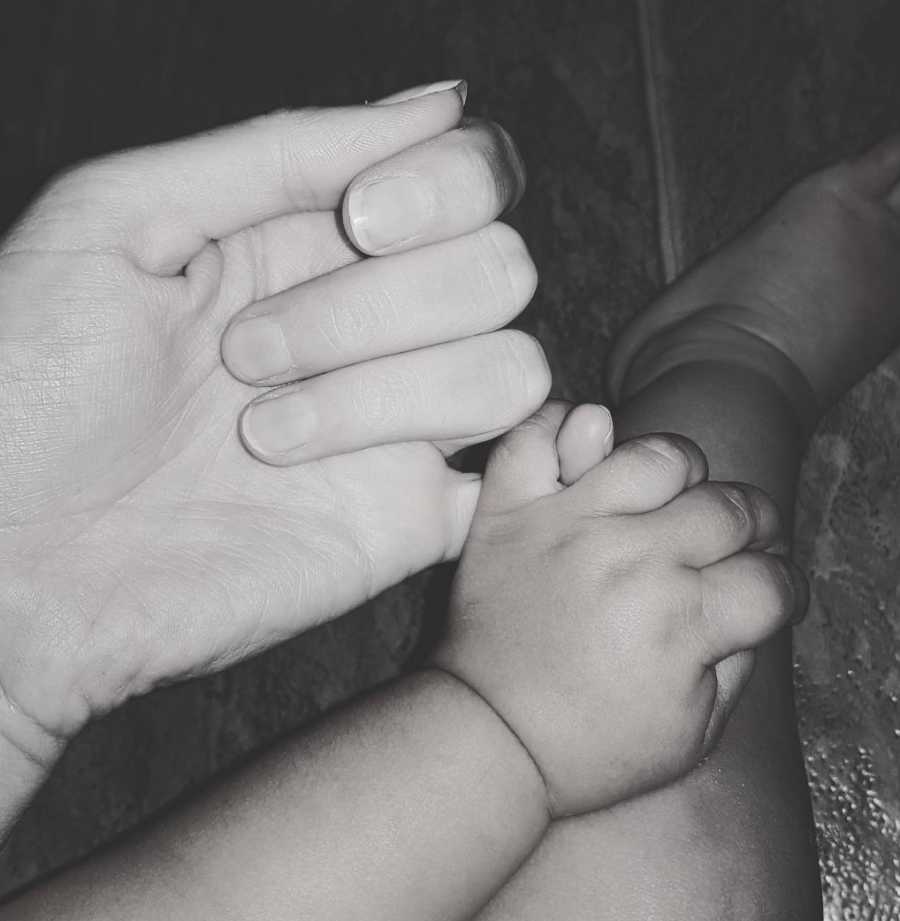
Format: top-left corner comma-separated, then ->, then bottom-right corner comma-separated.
695,551 -> 809,664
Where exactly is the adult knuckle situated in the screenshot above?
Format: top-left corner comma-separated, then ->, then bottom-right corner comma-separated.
62,152 -> 147,205
264,107 -> 327,212
48,155 -> 120,197
275,116 -> 308,212
352,364 -> 419,430
43,162 -> 90,200
325,289 -> 393,353
18,159 -> 119,241
15,153 -> 162,264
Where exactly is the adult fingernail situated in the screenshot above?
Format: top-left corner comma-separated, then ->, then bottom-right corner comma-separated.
375,79 -> 467,106
346,177 -> 433,254
241,391 -> 318,458
224,315 -> 292,383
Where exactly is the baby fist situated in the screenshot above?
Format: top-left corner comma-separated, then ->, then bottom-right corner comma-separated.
432,402 -> 807,817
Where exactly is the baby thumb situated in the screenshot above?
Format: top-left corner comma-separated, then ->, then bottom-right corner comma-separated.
479,400 -> 572,515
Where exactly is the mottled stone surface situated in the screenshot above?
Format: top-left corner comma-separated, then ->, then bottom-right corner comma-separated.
796,375 -> 900,920
656,1 -> 900,915
0,0 -> 659,894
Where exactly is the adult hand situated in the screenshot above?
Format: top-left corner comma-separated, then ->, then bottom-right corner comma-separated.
0,81 -> 548,830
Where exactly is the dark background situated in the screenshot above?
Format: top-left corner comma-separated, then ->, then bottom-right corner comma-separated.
1,1 -> 899,914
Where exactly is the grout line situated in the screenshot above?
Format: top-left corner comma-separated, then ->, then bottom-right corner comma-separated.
635,0 -> 686,283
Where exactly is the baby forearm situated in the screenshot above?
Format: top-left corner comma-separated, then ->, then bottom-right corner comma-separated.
2,669 -> 549,921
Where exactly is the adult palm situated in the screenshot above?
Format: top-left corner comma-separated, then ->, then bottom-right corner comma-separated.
0,85 -> 546,828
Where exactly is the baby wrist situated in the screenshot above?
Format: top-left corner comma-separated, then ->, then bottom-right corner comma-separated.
615,304 -> 821,434
423,665 -> 553,822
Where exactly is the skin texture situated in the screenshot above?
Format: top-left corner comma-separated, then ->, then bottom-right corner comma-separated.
477,366 -> 821,921
434,402 -> 806,816
476,134 -> 900,921
4,90 -> 898,921
0,86 -> 549,835
0,410 -> 802,920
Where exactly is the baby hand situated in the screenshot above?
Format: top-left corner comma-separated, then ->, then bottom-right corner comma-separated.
432,402 -> 807,817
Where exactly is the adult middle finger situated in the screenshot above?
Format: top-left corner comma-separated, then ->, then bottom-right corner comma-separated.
221,222 -> 537,386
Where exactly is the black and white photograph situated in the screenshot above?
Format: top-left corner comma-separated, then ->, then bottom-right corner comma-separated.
0,1 -> 898,917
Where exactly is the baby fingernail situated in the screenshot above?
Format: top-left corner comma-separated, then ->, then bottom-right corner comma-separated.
241,391 -> 318,458
346,177 -> 432,254
224,315 -> 292,383
598,405 -> 615,447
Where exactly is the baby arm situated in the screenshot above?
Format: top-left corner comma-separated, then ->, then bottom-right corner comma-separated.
433,400 -> 808,815
3,671 -> 549,921
1,404 -> 805,921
